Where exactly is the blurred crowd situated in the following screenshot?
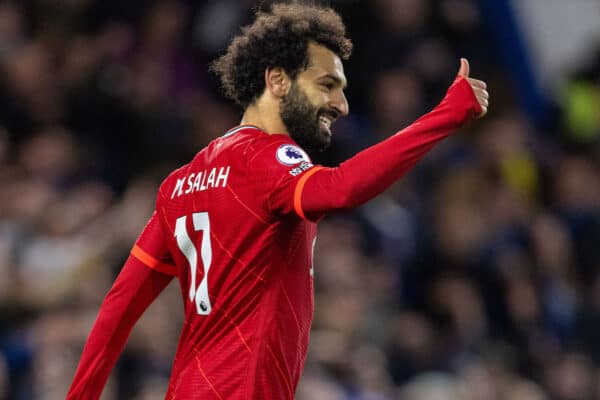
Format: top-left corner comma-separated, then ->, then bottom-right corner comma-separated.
1,0 -> 600,399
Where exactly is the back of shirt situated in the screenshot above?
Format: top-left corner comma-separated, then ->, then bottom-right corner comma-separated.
133,126 -> 319,399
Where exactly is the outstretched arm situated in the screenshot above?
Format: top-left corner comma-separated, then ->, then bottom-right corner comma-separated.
66,256 -> 173,399
296,59 -> 488,220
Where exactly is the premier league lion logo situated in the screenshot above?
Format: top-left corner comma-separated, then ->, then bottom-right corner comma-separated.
285,147 -> 303,160
276,144 -> 310,166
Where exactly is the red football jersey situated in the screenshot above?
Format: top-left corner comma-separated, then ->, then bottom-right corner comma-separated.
67,75 -> 481,400
133,125 -> 320,399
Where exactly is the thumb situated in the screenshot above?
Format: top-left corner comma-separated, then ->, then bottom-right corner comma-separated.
457,58 -> 469,78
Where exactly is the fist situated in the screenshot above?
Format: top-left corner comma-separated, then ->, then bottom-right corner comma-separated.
457,58 -> 488,118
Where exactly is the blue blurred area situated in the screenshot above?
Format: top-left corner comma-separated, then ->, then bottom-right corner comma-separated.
478,0 -> 551,127
0,1 -> 600,399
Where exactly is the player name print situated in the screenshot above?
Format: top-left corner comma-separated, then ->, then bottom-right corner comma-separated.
276,144 -> 310,166
171,166 -> 230,198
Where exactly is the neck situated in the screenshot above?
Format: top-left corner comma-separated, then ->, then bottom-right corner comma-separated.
240,96 -> 289,136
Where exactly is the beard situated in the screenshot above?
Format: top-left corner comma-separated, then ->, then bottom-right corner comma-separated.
280,83 -> 332,154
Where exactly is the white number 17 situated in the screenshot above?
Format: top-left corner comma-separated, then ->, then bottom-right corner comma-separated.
174,212 -> 213,315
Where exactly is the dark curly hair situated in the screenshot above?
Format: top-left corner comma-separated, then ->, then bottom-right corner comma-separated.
210,3 -> 353,109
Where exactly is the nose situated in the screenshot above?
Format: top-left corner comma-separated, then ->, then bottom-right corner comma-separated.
330,90 -> 349,117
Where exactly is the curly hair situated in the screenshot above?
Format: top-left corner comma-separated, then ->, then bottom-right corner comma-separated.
210,3 -> 353,109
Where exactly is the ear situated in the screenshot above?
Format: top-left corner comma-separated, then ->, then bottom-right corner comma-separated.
265,67 -> 290,98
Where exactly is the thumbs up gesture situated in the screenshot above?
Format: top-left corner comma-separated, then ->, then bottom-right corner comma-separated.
458,58 -> 488,118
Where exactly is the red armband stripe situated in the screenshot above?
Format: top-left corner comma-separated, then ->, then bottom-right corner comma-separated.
131,245 -> 177,276
293,166 -> 324,220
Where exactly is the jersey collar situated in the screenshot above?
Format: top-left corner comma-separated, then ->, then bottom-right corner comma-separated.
222,125 -> 262,138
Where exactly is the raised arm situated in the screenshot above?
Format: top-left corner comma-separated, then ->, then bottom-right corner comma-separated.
295,59 -> 488,220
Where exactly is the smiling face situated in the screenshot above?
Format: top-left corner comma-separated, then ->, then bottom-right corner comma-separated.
280,42 -> 349,153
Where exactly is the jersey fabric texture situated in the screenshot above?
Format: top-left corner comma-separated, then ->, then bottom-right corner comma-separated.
66,76 -> 481,399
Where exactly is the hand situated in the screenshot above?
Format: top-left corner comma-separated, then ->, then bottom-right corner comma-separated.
458,58 -> 488,118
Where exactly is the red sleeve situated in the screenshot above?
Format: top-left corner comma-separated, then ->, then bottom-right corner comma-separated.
131,191 -> 177,276
246,138 -> 321,218
67,190 -> 176,399
66,256 -> 173,399
298,76 -> 482,221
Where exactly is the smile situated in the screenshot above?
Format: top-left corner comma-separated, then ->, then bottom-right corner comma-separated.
319,115 -> 332,129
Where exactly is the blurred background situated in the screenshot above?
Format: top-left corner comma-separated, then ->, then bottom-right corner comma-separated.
1,0 -> 600,399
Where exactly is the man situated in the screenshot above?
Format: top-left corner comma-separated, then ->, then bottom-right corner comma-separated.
67,3 -> 488,399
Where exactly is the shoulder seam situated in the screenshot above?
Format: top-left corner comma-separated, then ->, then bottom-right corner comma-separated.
247,136 -> 298,164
